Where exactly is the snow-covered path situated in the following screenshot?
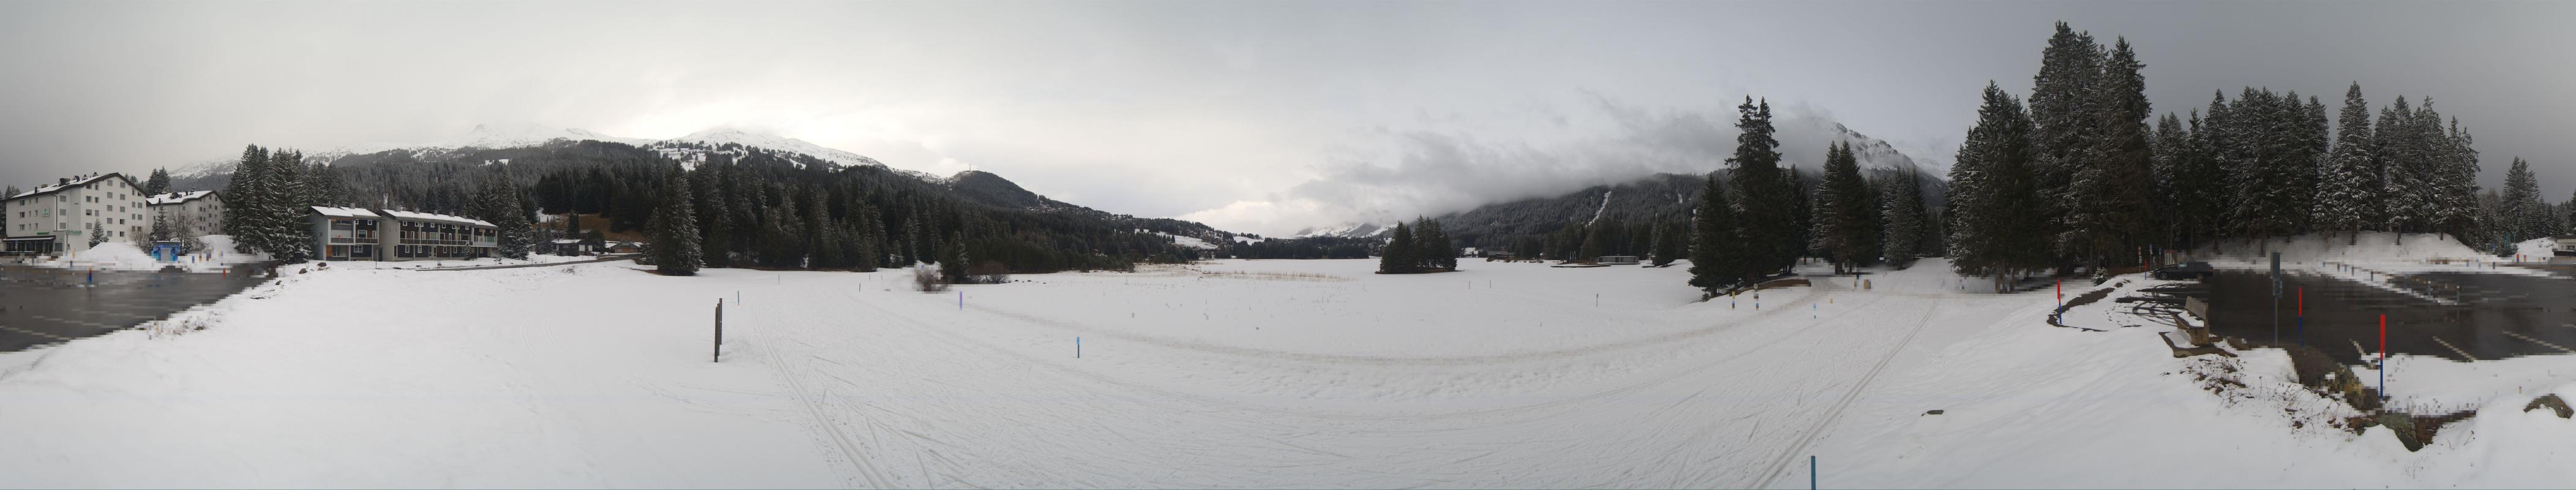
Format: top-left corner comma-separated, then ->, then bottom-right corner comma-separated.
6,255 -> 2573,488
726,262 -> 2027,488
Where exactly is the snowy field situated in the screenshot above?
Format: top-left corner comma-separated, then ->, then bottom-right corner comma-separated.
3,245 -> 2574,487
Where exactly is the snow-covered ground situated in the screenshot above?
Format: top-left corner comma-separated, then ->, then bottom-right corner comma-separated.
2,244 -> 2572,487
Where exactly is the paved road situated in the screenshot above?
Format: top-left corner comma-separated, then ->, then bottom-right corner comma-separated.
0,264 -> 269,352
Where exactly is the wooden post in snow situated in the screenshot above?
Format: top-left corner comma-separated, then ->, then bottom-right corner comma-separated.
714,299 -> 724,363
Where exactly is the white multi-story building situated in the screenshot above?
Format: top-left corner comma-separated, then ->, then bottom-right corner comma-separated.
145,190 -> 225,238
3,173 -> 150,254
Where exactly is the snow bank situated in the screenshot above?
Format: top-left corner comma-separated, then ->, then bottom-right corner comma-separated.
2188,232 -> 2482,266
2517,237 -> 2559,262
5,254 -> 2572,487
65,242 -> 161,271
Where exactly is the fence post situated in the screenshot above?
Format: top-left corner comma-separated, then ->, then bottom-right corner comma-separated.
714,299 -> 724,363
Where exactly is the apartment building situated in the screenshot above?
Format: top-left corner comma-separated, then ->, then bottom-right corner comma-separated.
306,206 -> 499,261
145,190 -> 225,238
3,173 -> 149,254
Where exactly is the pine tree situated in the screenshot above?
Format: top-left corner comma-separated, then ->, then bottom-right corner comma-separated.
1726,96 -> 1798,276
645,168 -> 702,276
472,169 -> 533,260
2030,22 -> 2103,268
150,206 -> 174,243
1649,220 -> 1682,266
2437,115 -> 2483,241
2500,157 -> 2539,244
1812,141 -> 1877,273
939,230 -> 967,282
1378,221 -> 1417,273
1578,225 -> 1607,262
1880,164 -> 1928,268
263,149 -> 312,263
1688,173 -> 1749,292
806,189 -> 833,268
0,186 -> 14,236
1413,217 -> 1454,271
1947,82 -> 2048,291
2315,83 -> 2379,244
2376,96 -> 2429,236
1786,166 -> 1812,260
144,168 -> 171,196
2062,37 -> 2157,270
222,145 -> 268,252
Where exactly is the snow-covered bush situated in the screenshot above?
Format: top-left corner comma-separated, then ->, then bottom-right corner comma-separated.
913,265 -> 948,292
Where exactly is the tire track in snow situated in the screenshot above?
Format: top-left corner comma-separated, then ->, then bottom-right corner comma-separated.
756,306 -> 893,489
1753,294 -> 1943,489
957,284 -> 1835,368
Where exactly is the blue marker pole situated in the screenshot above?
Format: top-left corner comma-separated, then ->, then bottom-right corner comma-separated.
958,290 -> 963,311
1809,455 -> 1817,490
1076,336 -> 1082,358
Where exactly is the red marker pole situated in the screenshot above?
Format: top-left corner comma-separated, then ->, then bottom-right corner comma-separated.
2056,279 -> 2062,307
2379,314 -> 2388,401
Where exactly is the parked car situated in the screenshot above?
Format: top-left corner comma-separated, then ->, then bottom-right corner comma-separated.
2149,262 -> 2215,281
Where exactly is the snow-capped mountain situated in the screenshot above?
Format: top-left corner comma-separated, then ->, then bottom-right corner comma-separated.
168,124 -> 932,183
1293,117 -> 1950,243
1291,222 -> 1397,239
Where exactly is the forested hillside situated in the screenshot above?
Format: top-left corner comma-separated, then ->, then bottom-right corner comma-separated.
187,137 -> 1230,274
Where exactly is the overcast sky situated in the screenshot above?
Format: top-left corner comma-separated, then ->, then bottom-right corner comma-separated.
2,1 -> 2568,236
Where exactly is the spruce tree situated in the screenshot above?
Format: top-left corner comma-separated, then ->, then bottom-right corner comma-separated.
695,167 -> 730,267
1687,173 -> 1748,292
473,170 -> 534,260
1649,220 -> 1683,266
1880,164 -> 1928,268
2435,113 -> 2482,241
1413,217 -> 1454,271
1725,96 -> 1797,276
150,206 -> 175,243
2030,22 -> 2103,268
222,145 -> 268,252
263,149 -> 313,263
1812,141 -> 1877,273
2500,157 -> 2540,243
1948,82 -> 2048,290
0,186 -> 13,236
645,168 -> 702,276
939,230 -> 967,281
2315,83 -> 2379,244
144,168 -> 171,196
2063,37 -> 2157,270
2376,96 -> 2429,236
1378,221 -> 1416,273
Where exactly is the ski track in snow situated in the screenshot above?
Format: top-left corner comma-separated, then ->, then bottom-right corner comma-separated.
12,244 -> 2576,488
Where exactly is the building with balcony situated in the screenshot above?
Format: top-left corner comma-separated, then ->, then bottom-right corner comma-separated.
307,206 -> 498,261
4,173 -> 149,255
145,190 -> 224,238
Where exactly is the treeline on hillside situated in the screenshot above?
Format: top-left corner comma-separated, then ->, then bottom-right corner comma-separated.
200,140 -> 1207,275
1228,236 -> 1374,259
612,149 -> 1201,276
1422,158 -> 1943,269
1936,22 -> 2561,291
215,145 -> 537,262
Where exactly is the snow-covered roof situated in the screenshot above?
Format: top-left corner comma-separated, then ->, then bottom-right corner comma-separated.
310,206 -> 383,218
9,173 -> 132,200
380,209 -> 497,228
147,190 -> 216,205
550,239 -> 583,244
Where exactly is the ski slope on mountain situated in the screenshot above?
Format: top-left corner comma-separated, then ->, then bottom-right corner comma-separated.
2,255 -> 2572,488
